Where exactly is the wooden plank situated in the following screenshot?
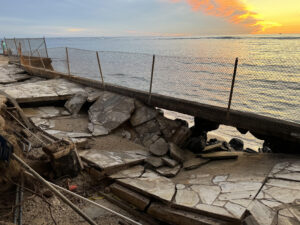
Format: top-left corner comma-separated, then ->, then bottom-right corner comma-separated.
22,65 -> 300,144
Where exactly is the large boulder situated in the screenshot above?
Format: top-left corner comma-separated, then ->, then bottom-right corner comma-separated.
88,92 -> 135,134
130,101 -> 158,127
229,138 -> 244,151
64,91 -> 88,114
149,138 -> 169,156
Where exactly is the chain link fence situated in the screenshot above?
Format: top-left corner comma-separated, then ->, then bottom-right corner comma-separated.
5,38 -> 300,124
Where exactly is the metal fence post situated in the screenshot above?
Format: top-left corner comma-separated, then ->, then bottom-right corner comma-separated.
66,47 -> 70,75
43,36 -> 49,58
96,51 -> 105,89
227,57 -> 239,111
148,54 -> 156,104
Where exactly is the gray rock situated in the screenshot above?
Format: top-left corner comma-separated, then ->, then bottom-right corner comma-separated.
149,138 -> 169,156
170,126 -> 191,148
229,138 -> 244,151
64,91 -> 88,114
135,119 -> 161,146
156,165 -> 181,178
130,101 -> 157,126
169,143 -> 185,162
88,123 -> 109,136
88,92 -> 135,133
162,156 -> 178,168
145,156 -> 164,168
183,158 -> 209,170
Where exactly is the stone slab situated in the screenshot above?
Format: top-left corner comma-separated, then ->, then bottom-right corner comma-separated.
183,158 -> 210,170
109,165 -> 144,179
117,175 -> 176,202
169,143 -> 186,162
79,149 -> 147,172
156,165 -> 181,178
198,152 -> 238,160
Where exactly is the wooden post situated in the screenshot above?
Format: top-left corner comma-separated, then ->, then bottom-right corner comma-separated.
148,54 -> 155,104
14,38 -> 18,56
66,47 -> 71,75
43,37 -> 49,58
96,51 -> 105,89
227,57 -> 239,111
28,39 -> 32,66
37,50 -> 46,70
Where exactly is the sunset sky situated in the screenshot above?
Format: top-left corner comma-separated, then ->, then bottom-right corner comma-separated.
0,0 -> 299,37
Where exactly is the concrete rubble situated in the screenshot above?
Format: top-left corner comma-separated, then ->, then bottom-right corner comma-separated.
0,57 -> 299,225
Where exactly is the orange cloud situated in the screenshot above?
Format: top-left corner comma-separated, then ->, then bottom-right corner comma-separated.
170,0 -> 281,33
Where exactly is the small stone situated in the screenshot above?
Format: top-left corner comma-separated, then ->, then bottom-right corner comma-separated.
145,156 -> 164,168
121,130 -> 131,140
64,91 -> 88,114
162,156 -> 178,168
229,138 -> 244,151
169,143 -> 185,162
175,189 -> 199,207
176,184 -> 186,190
156,165 -> 181,178
183,158 -> 209,170
149,138 -> 168,156
212,175 -> 228,184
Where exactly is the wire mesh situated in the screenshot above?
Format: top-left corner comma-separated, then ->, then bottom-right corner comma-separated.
232,56 -> 300,123
4,38 -> 47,57
5,37 -> 299,124
153,55 -> 235,107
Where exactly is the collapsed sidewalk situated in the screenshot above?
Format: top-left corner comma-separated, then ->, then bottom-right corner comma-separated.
0,55 -> 299,225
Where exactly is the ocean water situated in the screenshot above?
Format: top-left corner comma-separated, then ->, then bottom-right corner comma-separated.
45,35 -> 300,149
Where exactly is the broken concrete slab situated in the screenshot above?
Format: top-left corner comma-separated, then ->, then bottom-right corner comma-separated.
135,119 -> 161,146
109,165 -> 144,179
0,78 -> 85,103
183,158 -> 210,170
199,152 -> 238,160
162,156 -> 178,168
145,156 -> 164,168
149,138 -> 168,156
169,143 -> 186,162
23,106 -> 70,118
130,101 -> 157,126
117,176 -> 176,202
109,183 -> 150,211
84,87 -> 103,102
64,91 -> 88,114
79,149 -> 147,172
45,129 -> 92,139
88,92 -> 135,134
156,165 -> 181,178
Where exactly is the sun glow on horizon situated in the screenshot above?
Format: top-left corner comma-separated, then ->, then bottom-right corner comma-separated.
169,0 -> 300,34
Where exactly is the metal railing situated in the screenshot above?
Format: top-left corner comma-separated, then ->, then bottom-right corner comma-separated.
4,37 -> 300,124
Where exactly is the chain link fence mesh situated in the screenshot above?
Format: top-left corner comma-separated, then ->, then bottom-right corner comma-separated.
5,38 -> 299,124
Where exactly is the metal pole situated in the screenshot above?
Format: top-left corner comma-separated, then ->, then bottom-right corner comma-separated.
28,39 -> 32,67
14,38 -> 18,56
12,153 -> 97,225
96,51 -> 105,89
66,47 -> 70,75
227,57 -> 239,111
148,54 -> 155,104
43,36 -> 49,58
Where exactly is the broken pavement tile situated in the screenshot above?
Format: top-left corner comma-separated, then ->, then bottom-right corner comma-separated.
156,165 -> 181,178
64,91 -> 88,114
